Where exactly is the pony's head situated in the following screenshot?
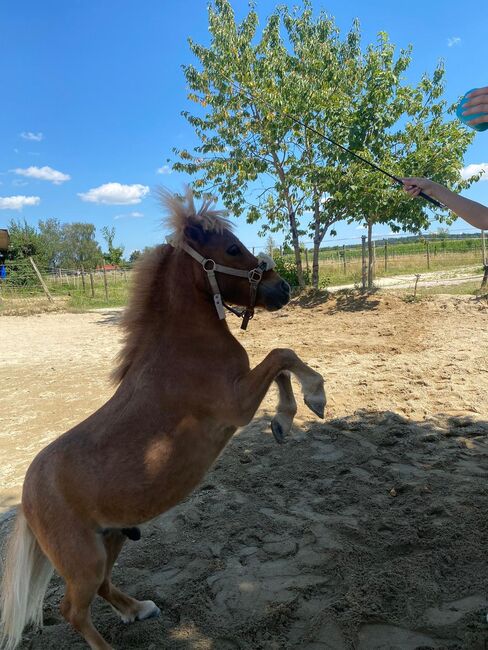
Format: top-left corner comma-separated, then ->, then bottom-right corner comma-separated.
159,187 -> 290,318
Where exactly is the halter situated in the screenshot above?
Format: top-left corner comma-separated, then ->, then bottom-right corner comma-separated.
166,236 -> 275,330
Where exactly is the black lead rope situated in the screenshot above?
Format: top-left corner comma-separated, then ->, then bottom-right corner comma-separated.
218,76 -> 443,209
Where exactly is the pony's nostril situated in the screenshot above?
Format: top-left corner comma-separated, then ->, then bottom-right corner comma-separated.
281,280 -> 290,293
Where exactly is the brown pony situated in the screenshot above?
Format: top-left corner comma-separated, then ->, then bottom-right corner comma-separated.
0,188 -> 325,650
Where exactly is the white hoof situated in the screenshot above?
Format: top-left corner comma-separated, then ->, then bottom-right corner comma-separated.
303,376 -> 326,419
117,600 -> 160,623
136,600 -> 161,621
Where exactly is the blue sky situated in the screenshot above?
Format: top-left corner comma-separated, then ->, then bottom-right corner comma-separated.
1,0 -> 486,257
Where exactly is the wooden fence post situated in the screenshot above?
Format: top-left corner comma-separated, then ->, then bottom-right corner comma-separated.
342,245 -> 347,275
102,265 -> 109,301
384,239 -> 388,272
426,241 -> 430,270
361,236 -> 367,290
29,257 -> 54,302
89,272 -> 95,298
81,266 -> 86,293
414,274 -> 421,299
367,222 -> 374,289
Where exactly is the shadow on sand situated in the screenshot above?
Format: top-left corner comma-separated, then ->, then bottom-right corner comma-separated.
1,410 -> 487,649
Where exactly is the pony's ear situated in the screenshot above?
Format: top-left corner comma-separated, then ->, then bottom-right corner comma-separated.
184,222 -> 207,245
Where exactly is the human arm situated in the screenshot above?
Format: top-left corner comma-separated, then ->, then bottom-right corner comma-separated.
402,178 -> 488,230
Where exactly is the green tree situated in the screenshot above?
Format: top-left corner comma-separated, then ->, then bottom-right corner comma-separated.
174,1 -> 475,289
6,219 -> 40,259
338,37 -> 475,287
61,223 -> 102,270
175,1 -> 362,287
129,250 -> 142,264
101,226 -> 125,266
38,218 -> 64,268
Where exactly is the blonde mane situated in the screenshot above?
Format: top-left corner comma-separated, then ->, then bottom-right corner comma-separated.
112,188 -> 233,384
156,186 -> 234,245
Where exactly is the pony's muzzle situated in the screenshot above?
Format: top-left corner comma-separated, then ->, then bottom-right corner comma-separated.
259,279 -> 290,311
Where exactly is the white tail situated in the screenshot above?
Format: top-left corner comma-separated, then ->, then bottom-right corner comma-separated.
0,511 -> 53,650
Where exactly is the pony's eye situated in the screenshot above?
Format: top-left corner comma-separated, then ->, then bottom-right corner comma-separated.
226,244 -> 241,256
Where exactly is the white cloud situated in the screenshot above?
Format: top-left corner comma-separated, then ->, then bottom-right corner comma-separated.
114,210 -> 144,220
447,36 -> 461,47
460,162 -> 488,181
156,165 -> 173,175
0,195 -> 40,210
20,131 -> 44,142
78,182 -> 150,205
12,165 -> 71,184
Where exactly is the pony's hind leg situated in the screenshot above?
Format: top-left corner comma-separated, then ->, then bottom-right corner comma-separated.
98,530 -> 160,623
53,526 -> 113,650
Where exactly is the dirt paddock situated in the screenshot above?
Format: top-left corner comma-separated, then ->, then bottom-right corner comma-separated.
1,292 -> 488,649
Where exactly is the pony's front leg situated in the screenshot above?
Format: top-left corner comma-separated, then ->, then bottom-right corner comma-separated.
232,348 -> 325,429
271,371 -> 297,443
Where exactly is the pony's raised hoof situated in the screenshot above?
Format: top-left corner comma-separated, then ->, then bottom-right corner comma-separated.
271,418 -> 286,444
304,396 -> 325,419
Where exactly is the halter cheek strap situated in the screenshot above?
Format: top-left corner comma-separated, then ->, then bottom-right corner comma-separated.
166,236 -> 275,329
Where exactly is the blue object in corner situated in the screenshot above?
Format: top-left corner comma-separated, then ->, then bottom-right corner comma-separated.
456,88 -> 488,132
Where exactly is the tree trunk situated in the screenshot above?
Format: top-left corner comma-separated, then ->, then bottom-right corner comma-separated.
266,146 -> 304,289
312,201 -> 321,289
289,209 -> 304,289
367,221 -> 374,290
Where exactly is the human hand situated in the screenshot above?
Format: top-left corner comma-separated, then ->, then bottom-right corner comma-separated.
462,87 -> 488,127
401,177 -> 436,197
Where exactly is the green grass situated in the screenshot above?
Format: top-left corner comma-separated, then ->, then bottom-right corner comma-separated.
0,271 -> 132,312
312,236 -> 484,260
309,257 -> 484,287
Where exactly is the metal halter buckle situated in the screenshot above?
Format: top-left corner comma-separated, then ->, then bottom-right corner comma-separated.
248,267 -> 264,283
202,259 -> 216,272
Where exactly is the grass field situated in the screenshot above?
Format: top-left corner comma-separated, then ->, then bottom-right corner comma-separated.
297,240 -> 486,287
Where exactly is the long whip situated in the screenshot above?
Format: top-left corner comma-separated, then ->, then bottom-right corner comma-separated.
217,76 -> 443,209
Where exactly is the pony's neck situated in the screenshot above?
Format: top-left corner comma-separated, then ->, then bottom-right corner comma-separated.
160,247 -> 228,330
113,245 -> 233,384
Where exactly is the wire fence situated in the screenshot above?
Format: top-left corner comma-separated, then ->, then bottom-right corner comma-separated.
0,258 -> 132,308
0,232 -> 486,307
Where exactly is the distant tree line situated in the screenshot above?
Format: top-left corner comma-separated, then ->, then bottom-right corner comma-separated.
3,218 -> 139,270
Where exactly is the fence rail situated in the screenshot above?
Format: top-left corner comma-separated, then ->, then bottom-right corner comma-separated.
0,258 -> 133,307
0,233 -> 486,306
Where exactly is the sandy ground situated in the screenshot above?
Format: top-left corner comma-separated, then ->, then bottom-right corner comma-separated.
1,292 -> 488,649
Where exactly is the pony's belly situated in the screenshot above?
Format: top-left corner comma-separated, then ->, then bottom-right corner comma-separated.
96,420 -> 236,526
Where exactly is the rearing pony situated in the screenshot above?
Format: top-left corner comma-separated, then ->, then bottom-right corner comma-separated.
0,188 -> 326,650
